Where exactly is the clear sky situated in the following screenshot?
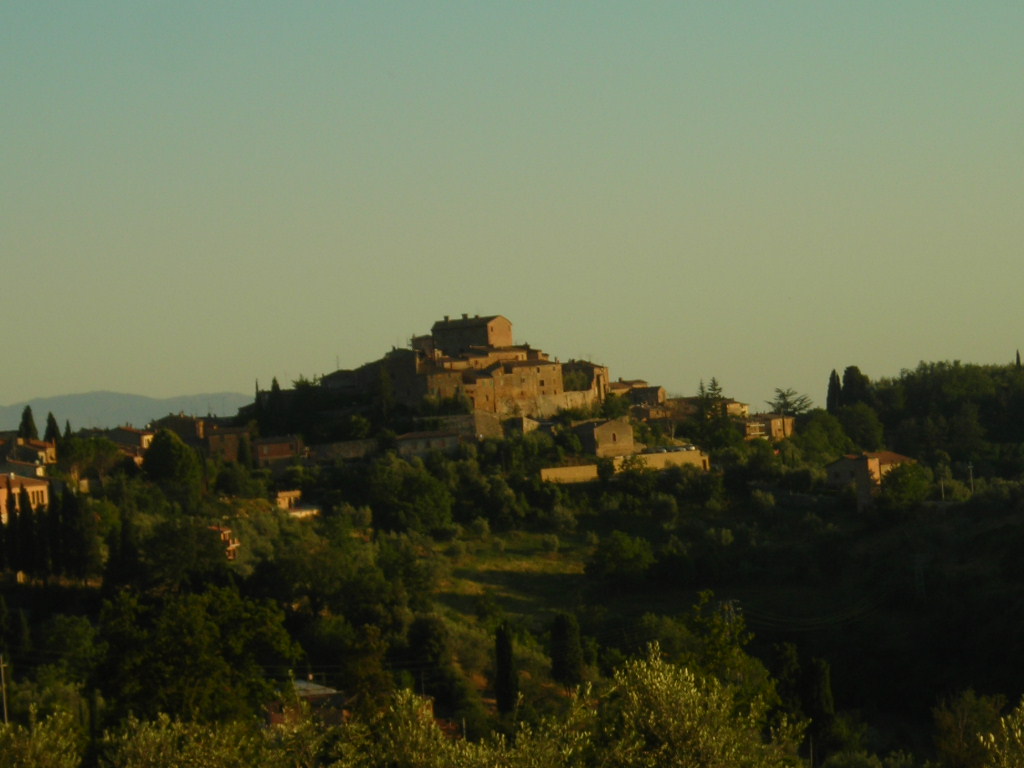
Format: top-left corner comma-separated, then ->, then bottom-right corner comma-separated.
3,2 -> 1022,411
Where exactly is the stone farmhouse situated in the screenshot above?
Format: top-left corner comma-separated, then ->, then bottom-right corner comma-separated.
827,451 -> 916,510
322,314 -> 611,419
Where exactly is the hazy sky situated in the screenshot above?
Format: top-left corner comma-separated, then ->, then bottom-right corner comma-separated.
4,3 -> 1022,412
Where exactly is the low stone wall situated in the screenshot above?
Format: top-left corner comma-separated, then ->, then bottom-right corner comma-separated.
635,451 -> 710,472
540,464 -> 600,484
541,449 -> 710,484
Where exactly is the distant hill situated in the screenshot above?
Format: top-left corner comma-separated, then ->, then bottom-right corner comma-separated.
0,391 -> 251,431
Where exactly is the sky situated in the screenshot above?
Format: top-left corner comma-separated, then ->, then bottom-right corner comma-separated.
3,2 -> 1022,412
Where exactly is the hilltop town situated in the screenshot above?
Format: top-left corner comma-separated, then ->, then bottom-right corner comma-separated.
4,314 -> 1024,766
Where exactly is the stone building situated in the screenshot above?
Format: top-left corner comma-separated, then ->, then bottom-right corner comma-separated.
322,314 -> 611,419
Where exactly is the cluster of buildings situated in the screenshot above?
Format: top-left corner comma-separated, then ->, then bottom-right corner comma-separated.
2,312 -> 919,514
322,314 -> 611,419
0,433 -> 55,522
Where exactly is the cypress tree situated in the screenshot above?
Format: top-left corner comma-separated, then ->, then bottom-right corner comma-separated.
18,405 -> 38,440
16,485 -> 37,577
550,612 -> 584,688
802,657 -> 837,755
494,621 -> 518,715
64,489 -> 101,582
45,495 -> 64,577
43,411 -> 61,443
104,510 -> 142,589
21,485 -> 50,578
826,369 -> 842,414
2,479 -> 14,572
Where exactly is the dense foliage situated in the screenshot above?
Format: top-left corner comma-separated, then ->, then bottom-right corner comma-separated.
5,359 -> 1024,765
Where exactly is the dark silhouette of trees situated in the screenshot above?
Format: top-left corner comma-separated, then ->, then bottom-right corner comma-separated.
494,621 -> 518,715
142,429 -> 203,511
43,411 -> 61,443
840,366 -> 873,408
766,387 -> 813,416
18,405 -> 38,440
826,369 -> 842,414
550,612 -> 584,688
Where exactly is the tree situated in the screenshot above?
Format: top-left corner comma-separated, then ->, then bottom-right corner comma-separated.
841,366 -> 873,408
60,489 -> 101,582
933,689 -> 1006,768
43,412 -> 61,444
18,405 -> 38,441
604,645 -> 801,768
96,587 -> 299,723
803,657 -> 837,757
494,621 -> 518,715
978,695 -> 1024,768
694,378 -> 743,450
365,454 -> 454,534
550,612 -> 584,688
878,462 -> 931,512
766,388 -> 813,416
838,403 -> 884,451
585,531 -> 654,584
142,429 -> 203,510
0,711 -> 82,768
827,370 -> 842,414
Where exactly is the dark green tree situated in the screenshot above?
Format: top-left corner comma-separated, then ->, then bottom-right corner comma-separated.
838,403 -> 884,451
61,489 -> 102,582
878,462 -> 932,512
766,387 -> 813,416
142,429 -> 203,511
550,612 -> 584,688
802,657 -> 837,757
771,642 -> 805,720
371,365 -> 395,422
840,366 -> 873,408
43,411 -> 61,443
18,405 -> 38,440
365,454 -> 453,534
405,615 -> 482,726
694,378 -> 742,450
586,531 -> 654,584
23,484 -> 50,577
12,483 -> 37,576
96,587 -> 299,723
2,478 -> 15,572
104,510 -> 143,589
494,621 -> 518,715
826,370 -> 842,414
